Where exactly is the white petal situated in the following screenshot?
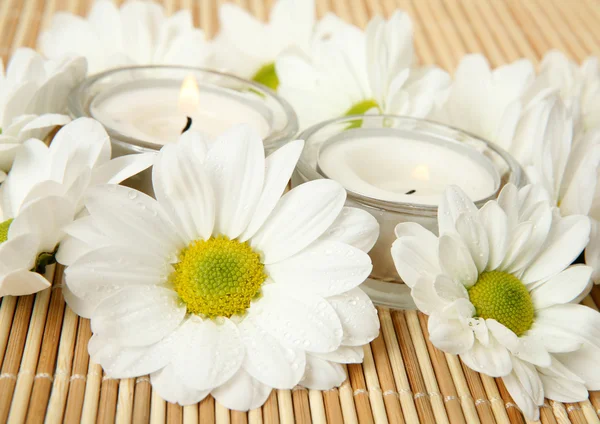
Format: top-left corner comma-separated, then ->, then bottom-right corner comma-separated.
498,222 -> 533,272
501,358 -> 543,421
438,233 -> 478,288
153,142 -> 215,241
585,219 -> 600,283
238,316 -> 305,389
530,265 -> 592,310
252,284 -> 343,353
411,276 -> 448,315
488,320 -> 551,367
65,246 -> 169,299
91,287 -> 186,347
313,345 -> 364,364
391,228 -> 440,288
0,233 -> 39,271
478,201 -> 509,271
240,140 -> 304,241
318,207 -> 379,253
251,179 -> 346,264
428,313 -> 475,354
438,185 -> 478,235
301,355 -> 346,390
205,125 -> 265,239
151,364 -> 210,406
539,367 -> 588,403
91,153 -> 154,186
555,343 -> 600,390
266,240 -> 371,297
172,318 -> 244,391
327,288 -> 379,346
85,185 -> 183,259
460,340 -> 512,377
62,282 -> 97,319
88,331 -> 180,379
455,213 -> 489,273
433,274 -> 469,302
522,214 -> 590,284
212,369 -> 272,411
0,269 -> 50,297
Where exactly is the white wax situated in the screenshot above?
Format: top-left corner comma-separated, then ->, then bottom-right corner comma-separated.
318,135 -> 499,206
90,85 -> 271,145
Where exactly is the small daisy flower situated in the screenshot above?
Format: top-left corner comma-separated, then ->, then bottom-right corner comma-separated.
527,50 -> 600,135
392,184 -> 600,420
61,125 -> 380,409
39,0 -> 212,75
432,54 -> 535,154
213,0 -> 316,91
276,11 -> 450,128
0,118 -> 153,297
0,48 -> 86,173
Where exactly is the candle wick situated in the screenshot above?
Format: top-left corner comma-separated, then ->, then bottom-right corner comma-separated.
181,116 -> 192,134
405,189 -> 416,195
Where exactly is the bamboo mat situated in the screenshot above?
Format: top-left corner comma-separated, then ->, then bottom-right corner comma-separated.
1,0 -> 600,423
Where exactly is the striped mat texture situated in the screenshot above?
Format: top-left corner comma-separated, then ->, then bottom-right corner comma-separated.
1,0 -> 600,423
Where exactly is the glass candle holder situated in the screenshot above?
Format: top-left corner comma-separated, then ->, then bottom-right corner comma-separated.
292,115 -> 525,309
69,65 -> 298,194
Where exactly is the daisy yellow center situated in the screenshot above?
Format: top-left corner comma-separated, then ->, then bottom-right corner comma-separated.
0,218 -> 13,243
467,271 -> 534,337
171,236 -> 267,318
252,62 -> 279,91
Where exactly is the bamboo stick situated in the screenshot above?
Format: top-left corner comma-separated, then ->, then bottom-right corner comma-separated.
248,407 -> 262,424
63,319 -> 91,422
417,313 -> 466,424
441,0 -> 483,56
548,0 -> 600,56
132,376 -> 151,423
150,389 -> 167,424
115,378 -> 135,423
549,400 -> 570,424
198,396 -> 215,424
495,378 -> 525,424
80,360 -> 103,424
472,0 -> 521,63
406,310 -> 449,424
183,404 -> 199,424
291,387 -> 311,424
167,402 -> 183,424
346,363 -> 375,424
6,287 -> 52,424
96,373 -> 119,424
262,391 -> 279,424
504,0 -> 549,58
361,343 -> 390,423
486,0 -> 538,62
308,390 -> 327,424
0,297 -> 17,367
25,284 -> 67,423
323,388 -> 344,424
393,0 -> 436,65
276,389 -> 293,424
338,366 -> 359,424
445,354 -> 481,424
10,0 -> 42,51
564,402 -> 589,424
369,333 -> 404,423
378,308 -> 419,423
460,363 -> 496,423
0,295 -> 36,423
45,306 -> 78,424
410,0 -> 456,70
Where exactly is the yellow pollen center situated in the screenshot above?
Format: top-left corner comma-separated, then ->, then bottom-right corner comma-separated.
0,218 -> 13,243
467,271 -> 534,336
171,236 -> 267,318
252,62 -> 279,91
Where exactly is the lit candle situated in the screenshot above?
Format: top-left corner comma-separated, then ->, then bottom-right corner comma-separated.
317,134 -> 499,206
293,115 -> 524,308
89,74 -> 271,145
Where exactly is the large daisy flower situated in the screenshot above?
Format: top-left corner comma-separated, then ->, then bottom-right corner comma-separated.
276,11 -> 450,129
392,184 -> 600,420
39,0 -> 211,75
0,118 -> 153,297
61,125 -> 380,410
0,48 -> 86,175
213,0 -> 316,91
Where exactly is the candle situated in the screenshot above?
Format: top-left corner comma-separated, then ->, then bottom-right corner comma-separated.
292,115 -> 525,308
317,134 -> 499,206
89,75 -> 271,145
69,66 -> 298,194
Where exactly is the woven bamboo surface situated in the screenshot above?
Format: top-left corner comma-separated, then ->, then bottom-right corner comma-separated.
1,0 -> 600,423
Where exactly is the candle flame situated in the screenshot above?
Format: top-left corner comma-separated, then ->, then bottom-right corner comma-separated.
179,74 -> 200,115
411,165 -> 430,181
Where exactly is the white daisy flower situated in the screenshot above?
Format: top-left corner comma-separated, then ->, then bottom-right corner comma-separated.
0,117 -> 153,297
392,184 -> 600,420
276,11 -> 450,129
526,50 -> 600,135
213,0 -> 316,90
0,48 -> 86,175
61,125 -> 380,410
39,0 -> 212,75
432,54 -> 535,154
